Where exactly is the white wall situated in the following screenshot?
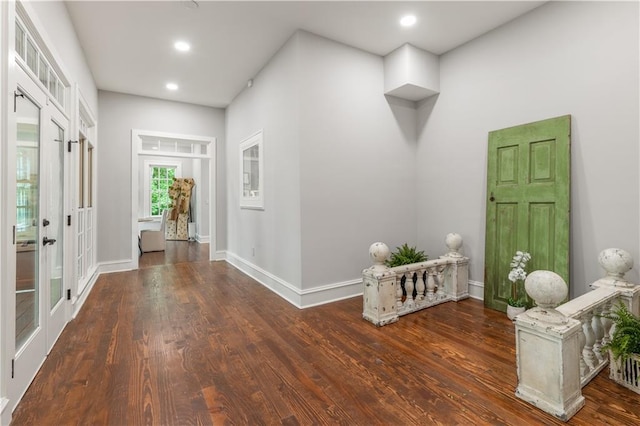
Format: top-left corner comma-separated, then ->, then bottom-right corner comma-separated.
97,91 -> 226,263
297,31 -> 418,289
416,1 -> 640,297
27,1 -> 97,114
226,33 -> 303,292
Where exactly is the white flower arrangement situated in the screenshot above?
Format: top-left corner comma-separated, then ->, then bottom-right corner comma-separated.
509,251 -> 531,282
508,250 -> 531,307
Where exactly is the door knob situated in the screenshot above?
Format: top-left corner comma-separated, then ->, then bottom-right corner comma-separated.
489,192 -> 495,202
43,237 -> 56,246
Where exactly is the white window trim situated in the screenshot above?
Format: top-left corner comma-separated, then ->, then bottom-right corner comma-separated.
143,160 -> 182,217
239,130 -> 264,210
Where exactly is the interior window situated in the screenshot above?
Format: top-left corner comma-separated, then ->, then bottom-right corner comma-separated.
150,166 -> 176,216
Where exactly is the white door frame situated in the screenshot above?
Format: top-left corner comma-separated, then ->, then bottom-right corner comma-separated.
130,129 -> 216,269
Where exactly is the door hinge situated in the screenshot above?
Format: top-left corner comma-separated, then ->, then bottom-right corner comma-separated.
13,225 -> 16,245
67,140 -> 78,152
67,289 -> 71,300
67,215 -> 72,226
13,90 -> 24,112
11,359 -> 14,378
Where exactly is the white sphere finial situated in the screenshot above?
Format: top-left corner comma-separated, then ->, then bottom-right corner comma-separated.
597,248 -> 634,287
444,233 -> 463,258
369,242 -> 390,271
523,270 -> 568,324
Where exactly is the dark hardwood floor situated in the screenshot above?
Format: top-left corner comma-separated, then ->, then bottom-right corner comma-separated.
138,240 -> 210,269
11,246 -> 640,425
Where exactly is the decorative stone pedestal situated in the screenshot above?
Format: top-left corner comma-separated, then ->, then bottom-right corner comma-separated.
440,233 -> 469,301
515,314 -> 584,421
362,243 -> 398,326
515,270 -> 584,421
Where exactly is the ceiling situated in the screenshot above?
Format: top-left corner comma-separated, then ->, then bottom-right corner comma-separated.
65,1 -> 546,109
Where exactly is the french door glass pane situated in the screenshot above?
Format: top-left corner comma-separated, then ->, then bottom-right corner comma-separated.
50,121 -> 64,309
15,94 -> 40,350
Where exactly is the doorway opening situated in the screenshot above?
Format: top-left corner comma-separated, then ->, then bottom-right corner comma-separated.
130,130 -> 216,270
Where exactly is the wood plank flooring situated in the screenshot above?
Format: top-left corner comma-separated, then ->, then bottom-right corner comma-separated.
11,245 -> 640,425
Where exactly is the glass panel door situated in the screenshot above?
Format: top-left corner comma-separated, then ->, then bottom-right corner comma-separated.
15,92 -> 40,350
44,110 -> 69,352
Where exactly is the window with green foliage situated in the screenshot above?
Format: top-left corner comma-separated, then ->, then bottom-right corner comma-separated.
150,166 -> 176,216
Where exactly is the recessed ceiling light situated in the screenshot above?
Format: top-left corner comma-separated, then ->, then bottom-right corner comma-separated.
166,82 -> 178,91
174,41 -> 191,52
182,0 -> 199,9
400,15 -> 417,27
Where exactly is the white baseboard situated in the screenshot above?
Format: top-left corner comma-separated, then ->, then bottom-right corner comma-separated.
72,268 -> 100,319
212,250 -> 226,261
300,279 -> 362,308
197,234 -> 210,243
98,259 -> 135,274
225,251 -> 302,306
1,397 -> 10,426
224,251 -> 362,308
468,280 -> 484,301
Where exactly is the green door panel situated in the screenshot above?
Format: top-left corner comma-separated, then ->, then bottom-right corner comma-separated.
484,115 -> 571,312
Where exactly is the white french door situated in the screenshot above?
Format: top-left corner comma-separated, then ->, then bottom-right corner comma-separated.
10,67 -> 69,406
45,102 -> 69,350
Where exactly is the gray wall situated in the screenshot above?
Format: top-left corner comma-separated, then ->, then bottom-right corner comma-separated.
297,31 -> 418,288
226,31 -> 418,291
97,91 -> 226,262
226,33 -> 303,287
415,1 -> 640,296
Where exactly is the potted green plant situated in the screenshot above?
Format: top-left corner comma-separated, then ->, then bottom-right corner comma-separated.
602,302 -> 640,394
386,244 -> 428,301
507,250 -> 531,320
385,243 -> 428,267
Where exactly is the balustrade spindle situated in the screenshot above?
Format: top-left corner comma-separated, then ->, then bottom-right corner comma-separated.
581,313 -> 597,370
405,272 -> 415,308
577,323 -> 589,378
601,301 -> 613,346
426,268 -> 436,301
415,269 -> 425,303
436,265 -> 446,299
592,307 -> 604,363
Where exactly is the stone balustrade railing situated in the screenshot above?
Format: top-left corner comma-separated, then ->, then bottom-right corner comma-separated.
555,287 -> 620,387
515,248 -> 640,422
362,233 -> 469,326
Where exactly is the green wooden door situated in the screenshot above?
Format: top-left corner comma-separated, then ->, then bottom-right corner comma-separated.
484,115 -> 571,312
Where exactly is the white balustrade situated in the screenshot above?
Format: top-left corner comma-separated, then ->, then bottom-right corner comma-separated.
555,286 -> 621,386
362,234 -> 469,326
515,248 -> 640,421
